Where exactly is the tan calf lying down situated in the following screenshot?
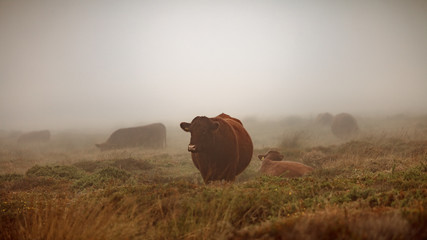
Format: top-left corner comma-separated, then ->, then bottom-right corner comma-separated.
258,150 -> 314,177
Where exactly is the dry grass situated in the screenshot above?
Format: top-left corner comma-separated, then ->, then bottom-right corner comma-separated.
15,194 -> 142,240
1,115 -> 427,239
229,206 -> 425,240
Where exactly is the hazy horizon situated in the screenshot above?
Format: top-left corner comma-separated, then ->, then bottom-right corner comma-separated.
1,0 -> 426,131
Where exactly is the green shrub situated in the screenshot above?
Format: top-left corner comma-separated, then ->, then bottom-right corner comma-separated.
73,160 -> 104,173
113,158 -> 153,171
0,173 -> 23,182
26,165 -> 86,180
73,167 -> 131,190
74,158 -> 153,173
10,176 -> 58,191
98,167 -> 131,181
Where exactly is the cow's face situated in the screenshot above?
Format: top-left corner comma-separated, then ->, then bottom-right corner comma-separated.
180,116 -> 219,153
258,150 -> 284,161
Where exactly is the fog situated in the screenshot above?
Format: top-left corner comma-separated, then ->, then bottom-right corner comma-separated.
1,0 -> 426,131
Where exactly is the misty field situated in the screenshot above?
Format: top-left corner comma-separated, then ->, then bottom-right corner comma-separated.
1,115 -> 427,239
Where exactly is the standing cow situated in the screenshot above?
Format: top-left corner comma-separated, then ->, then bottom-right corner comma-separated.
331,113 -> 359,139
180,113 -> 253,183
96,123 -> 166,151
17,130 -> 50,144
258,150 -> 314,177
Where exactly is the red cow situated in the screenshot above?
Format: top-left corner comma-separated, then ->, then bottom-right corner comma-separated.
180,113 -> 253,183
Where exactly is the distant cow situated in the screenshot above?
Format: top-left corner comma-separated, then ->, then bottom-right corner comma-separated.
258,150 -> 314,177
314,112 -> 334,126
180,113 -> 253,183
331,113 -> 359,139
17,130 -> 50,144
96,123 -> 166,151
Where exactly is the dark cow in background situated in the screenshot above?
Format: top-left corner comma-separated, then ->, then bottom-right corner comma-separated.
17,130 -> 50,144
180,113 -> 253,184
314,112 -> 334,126
96,123 -> 166,151
258,150 -> 314,177
331,113 -> 359,139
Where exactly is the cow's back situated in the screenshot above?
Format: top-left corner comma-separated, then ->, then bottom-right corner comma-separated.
331,113 -> 359,139
216,114 -> 253,175
105,123 -> 166,149
261,160 -> 313,177
137,123 -> 166,148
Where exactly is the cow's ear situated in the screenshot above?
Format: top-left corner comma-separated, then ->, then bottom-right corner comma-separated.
180,122 -> 191,132
258,154 -> 265,160
210,122 -> 219,131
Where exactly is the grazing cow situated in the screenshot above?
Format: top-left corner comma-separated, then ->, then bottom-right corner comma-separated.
258,150 -> 314,177
180,113 -> 253,183
331,113 -> 359,139
17,130 -> 50,144
314,112 -> 334,126
96,123 -> 166,151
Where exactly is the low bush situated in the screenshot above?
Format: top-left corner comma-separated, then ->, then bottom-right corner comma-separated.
73,167 -> 131,190
26,165 -> 86,180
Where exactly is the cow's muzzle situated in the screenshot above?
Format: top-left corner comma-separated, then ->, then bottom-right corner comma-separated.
188,144 -> 197,153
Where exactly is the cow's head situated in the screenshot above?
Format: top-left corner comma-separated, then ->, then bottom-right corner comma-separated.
180,116 -> 219,153
258,150 -> 284,161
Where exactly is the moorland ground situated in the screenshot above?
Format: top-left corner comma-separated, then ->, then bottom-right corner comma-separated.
1,115 -> 427,239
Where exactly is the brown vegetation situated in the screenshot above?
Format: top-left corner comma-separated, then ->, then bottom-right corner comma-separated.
1,115 -> 427,239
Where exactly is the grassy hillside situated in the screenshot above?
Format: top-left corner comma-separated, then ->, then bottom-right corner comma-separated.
1,115 -> 427,239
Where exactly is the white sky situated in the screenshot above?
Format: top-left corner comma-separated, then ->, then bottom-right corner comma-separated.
1,0 -> 426,130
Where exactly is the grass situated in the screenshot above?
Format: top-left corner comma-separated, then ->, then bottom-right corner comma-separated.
1,116 -> 427,239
